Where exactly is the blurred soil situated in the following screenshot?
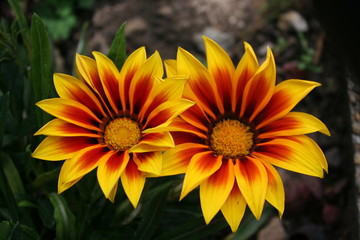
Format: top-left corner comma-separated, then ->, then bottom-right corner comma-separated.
9,0 -> 360,239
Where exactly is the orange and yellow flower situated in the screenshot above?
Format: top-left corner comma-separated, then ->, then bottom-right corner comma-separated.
32,48 -> 193,207
162,37 -> 330,231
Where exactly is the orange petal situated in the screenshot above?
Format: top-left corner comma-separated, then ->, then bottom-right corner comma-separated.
34,118 -> 100,138
143,99 -> 194,130
129,51 -> 163,115
129,132 -> 175,153
259,160 -> 285,217
162,143 -> 209,176
234,157 -> 267,219
139,75 -> 188,122
75,54 -> 111,113
240,47 -> 276,121
221,184 -> 247,232
121,159 -> 146,208
200,160 -> 235,223
93,51 -> 122,114
59,145 -> 109,183
36,98 -> 101,131
32,136 -> 95,160
133,151 -> 162,175
258,112 -> 330,138
180,151 -> 222,200
255,135 -> 327,177
180,103 -> 210,133
232,42 -> 259,113
119,47 -> 147,111
255,80 -> 321,129
203,36 -> 235,112
97,150 -> 130,202
54,73 -> 106,117
177,47 -> 221,118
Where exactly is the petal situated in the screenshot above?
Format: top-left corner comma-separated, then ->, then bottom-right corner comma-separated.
147,117 -> 207,139
258,112 -> 330,138
255,80 -> 321,129
93,51 -> 121,114
260,160 -> 285,217
177,47 -> 221,118
32,136 -> 95,160
121,159 -> 146,207
129,132 -> 175,153
203,36 -> 235,111
200,160 -> 235,223
221,184 -> 247,232
36,98 -> 101,131
234,157 -> 267,219
54,73 -> 106,117
75,54 -> 111,113
143,99 -> 194,130
133,151 -> 162,175
164,59 -> 177,77
161,143 -> 209,176
232,42 -> 259,113
119,47 -> 147,111
139,75 -> 188,122
59,145 -> 109,183
180,100 -> 210,133
180,151 -> 222,200
129,51 -> 163,115
240,47 -> 276,121
58,162 -> 82,194
255,136 -> 327,177
97,150 -> 130,202
34,118 -> 100,138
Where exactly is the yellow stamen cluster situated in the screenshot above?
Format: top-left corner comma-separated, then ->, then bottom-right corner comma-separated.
104,118 -> 141,150
210,119 -> 254,158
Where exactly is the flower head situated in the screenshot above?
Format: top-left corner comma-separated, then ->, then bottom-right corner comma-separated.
32,48 -> 193,207
163,37 -> 330,231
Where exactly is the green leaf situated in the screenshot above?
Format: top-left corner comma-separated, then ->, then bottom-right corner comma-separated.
37,198 -> 55,229
107,23 -> 127,71
49,193 -> 76,240
7,0 -> 30,52
0,221 -> 40,240
0,93 -> 10,145
0,151 -> 25,196
30,13 -> 53,126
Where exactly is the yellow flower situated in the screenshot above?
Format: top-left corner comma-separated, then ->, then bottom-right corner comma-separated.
162,37 -> 330,232
32,48 -> 193,207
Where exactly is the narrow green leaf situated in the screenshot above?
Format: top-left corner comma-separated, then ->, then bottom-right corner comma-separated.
107,23 -> 126,70
49,193 -> 76,240
0,93 -> 10,145
37,198 -> 55,229
30,13 -> 53,126
7,0 -> 30,52
0,151 -> 25,196
0,220 -> 12,238
0,168 -> 19,220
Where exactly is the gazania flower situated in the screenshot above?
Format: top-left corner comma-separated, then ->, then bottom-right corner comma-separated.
32,48 -> 193,207
162,37 -> 330,232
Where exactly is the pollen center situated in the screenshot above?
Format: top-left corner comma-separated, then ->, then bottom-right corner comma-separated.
210,119 -> 254,158
104,118 -> 141,150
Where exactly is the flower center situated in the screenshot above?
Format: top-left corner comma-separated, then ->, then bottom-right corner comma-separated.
104,118 -> 141,150
210,119 -> 254,158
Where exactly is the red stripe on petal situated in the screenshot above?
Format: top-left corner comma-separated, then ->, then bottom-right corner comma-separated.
32,136 -> 97,160
180,151 -> 222,199
200,160 -> 235,223
35,119 -> 100,137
